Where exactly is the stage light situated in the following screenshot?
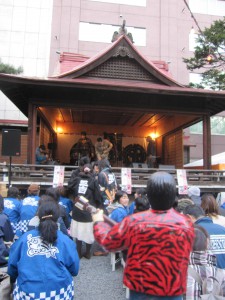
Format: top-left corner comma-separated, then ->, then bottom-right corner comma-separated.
56,127 -> 63,133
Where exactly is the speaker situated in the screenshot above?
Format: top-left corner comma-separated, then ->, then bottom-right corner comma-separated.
2,129 -> 21,156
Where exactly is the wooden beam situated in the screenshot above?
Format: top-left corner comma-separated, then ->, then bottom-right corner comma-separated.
27,102 -> 37,164
203,115 -> 211,170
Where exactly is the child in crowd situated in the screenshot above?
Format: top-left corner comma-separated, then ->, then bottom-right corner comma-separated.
109,191 -> 130,223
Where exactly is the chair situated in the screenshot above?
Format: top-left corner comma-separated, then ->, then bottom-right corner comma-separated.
110,251 -> 121,272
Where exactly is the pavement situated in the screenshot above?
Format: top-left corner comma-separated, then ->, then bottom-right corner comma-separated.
74,253 -> 127,300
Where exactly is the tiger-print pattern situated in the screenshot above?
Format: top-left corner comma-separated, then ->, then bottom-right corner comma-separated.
94,208 -> 194,296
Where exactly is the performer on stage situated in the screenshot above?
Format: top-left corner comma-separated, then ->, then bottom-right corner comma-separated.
95,136 -> 113,160
74,131 -> 94,161
146,136 -> 156,168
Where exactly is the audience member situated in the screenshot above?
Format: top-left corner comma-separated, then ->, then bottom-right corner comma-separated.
3,186 -> 21,233
16,184 -> 40,237
0,195 -> 14,270
58,186 -> 73,226
129,187 -> 147,214
69,164 -> 103,259
45,187 -> 70,230
92,161 -> 100,180
92,171 -> 194,299
217,192 -> 225,216
109,191 -> 130,222
98,159 -> 117,209
186,224 -> 218,299
68,156 -> 90,186
183,204 -> 225,268
28,195 -> 68,236
0,195 -> 14,243
188,186 -> 201,205
201,193 -> 225,227
134,196 -> 150,213
8,199 -> 79,299
174,198 -> 194,214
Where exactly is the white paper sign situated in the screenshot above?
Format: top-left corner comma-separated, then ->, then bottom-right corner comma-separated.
177,169 -> 188,194
53,166 -> 65,187
121,168 -> 132,194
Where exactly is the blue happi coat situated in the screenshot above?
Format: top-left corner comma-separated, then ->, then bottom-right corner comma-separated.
16,195 -> 40,237
4,197 -> 21,233
8,229 -> 79,300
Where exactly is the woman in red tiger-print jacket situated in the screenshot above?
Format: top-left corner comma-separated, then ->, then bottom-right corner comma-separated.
93,171 -> 194,300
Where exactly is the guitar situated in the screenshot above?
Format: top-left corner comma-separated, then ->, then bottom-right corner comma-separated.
74,196 -> 117,227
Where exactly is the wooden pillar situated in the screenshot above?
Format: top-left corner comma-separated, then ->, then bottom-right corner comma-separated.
203,114 -> 211,170
27,102 -> 37,164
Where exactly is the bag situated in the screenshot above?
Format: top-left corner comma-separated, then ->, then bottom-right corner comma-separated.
0,272 -> 11,300
188,266 -> 225,300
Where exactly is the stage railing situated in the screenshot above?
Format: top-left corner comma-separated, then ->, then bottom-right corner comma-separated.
0,163 -> 225,193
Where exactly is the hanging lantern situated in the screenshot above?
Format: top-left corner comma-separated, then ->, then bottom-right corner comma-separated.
206,54 -> 213,63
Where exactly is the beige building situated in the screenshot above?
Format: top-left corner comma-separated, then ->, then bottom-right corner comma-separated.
1,0 -> 225,164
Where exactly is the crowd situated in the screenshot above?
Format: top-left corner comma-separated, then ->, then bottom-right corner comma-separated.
1,133 -> 225,299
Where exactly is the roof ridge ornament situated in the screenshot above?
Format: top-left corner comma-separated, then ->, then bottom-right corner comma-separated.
111,20 -> 134,43
113,46 -> 133,58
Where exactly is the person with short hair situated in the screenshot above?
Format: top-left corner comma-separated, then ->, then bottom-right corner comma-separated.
8,198 -> 79,299
109,191 -> 130,223
97,159 -> 117,208
93,171 -> 194,299
183,204 -> 225,269
95,136 -> 113,160
174,198 -> 194,214
4,186 -> 21,234
74,131 -> 94,161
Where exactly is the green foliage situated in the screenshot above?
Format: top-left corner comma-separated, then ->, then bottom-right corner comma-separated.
183,17 -> 225,90
0,59 -> 23,74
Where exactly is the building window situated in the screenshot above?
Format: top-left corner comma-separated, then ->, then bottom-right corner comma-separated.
189,0 -> 225,16
183,146 -> 190,165
190,116 -> 225,135
89,0 -> 146,6
190,122 -> 203,134
79,22 -> 146,46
